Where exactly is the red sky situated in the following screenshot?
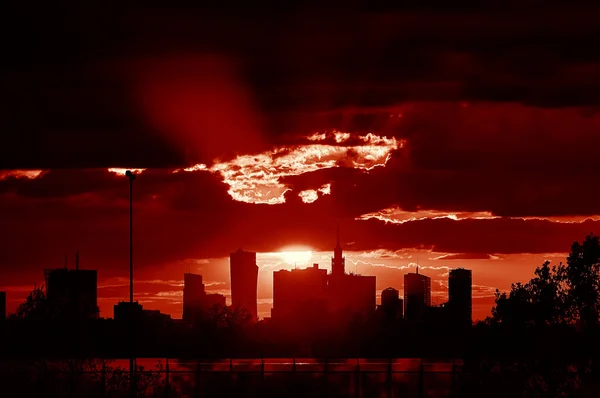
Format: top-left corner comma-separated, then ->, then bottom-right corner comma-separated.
2,4 -> 600,321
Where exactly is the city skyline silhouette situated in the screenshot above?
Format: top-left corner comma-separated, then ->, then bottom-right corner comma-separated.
3,2 -> 600,397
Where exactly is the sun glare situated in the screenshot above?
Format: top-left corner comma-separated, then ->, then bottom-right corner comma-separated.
279,251 -> 313,266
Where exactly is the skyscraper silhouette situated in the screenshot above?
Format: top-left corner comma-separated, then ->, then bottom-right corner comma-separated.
404,268 -> 431,321
448,268 -> 472,328
380,287 -> 403,319
44,253 -> 98,320
183,272 -> 205,322
327,223 -> 377,318
182,272 -> 227,322
272,263 -> 328,329
230,249 -> 259,322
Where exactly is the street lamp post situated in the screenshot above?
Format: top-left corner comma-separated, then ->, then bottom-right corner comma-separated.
125,170 -> 136,303
125,170 -> 136,397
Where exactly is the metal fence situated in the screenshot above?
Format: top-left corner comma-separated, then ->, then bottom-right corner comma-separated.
0,358 -> 463,398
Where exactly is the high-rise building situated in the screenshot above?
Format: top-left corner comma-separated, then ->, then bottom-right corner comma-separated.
327,223 -> 377,318
0,291 -> 6,321
379,287 -> 403,319
328,273 -> 377,317
272,264 -> 328,327
44,253 -> 98,320
448,268 -> 472,328
183,272 -> 227,322
404,269 -> 431,321
268,224 -> 378,331
182,272 -> 206,322
230,249 -> 259,322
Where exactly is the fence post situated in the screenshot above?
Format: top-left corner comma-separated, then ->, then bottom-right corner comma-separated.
229,358 -> 234,397
130,358 -> 137,398
195,359 -> 202,397
68,361 -> 75,398
101,360 -> 107,398
165,358 -> 170,398
355,358 -> 360,398
292,357 -> 297,398
418,360 -> 424,398
36,360 -> 47,398
451,359 -> 456,393
387,357 -> 393,398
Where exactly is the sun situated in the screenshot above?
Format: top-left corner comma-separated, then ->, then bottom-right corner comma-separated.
279,251 -> 313,266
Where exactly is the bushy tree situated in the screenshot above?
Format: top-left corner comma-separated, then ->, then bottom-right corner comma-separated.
565,234 -> 600,328
10,285 -> 51,320
490,234 -> 600,329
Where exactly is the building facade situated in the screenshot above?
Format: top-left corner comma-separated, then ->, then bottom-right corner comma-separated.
448,268 -> 472,328
182,272 -> 206,322
404,270 -> 431,321
183,272 -> 227,322
230,249 -> 259,322
379,287 -> 404,319
272,264 -> 328,328
271,225 -> 377,330
45,265 -> 98,320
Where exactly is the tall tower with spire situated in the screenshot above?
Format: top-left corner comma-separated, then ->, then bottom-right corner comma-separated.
331,221 -> 346,276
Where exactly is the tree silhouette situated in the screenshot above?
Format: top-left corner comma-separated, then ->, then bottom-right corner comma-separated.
565,234 -> 600,329
490,233 -> 600,330
9,284 -> 51,321
9,284 -> 100,322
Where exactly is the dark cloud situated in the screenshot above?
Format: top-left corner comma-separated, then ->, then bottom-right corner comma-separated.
0,165 -> 597,284
3,6 -> 600,168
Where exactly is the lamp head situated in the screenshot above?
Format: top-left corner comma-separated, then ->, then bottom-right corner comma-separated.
125,170 -> 136,180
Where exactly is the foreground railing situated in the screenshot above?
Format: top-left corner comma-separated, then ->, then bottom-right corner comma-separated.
0,358 -> 464,398
0,357 -> 597,398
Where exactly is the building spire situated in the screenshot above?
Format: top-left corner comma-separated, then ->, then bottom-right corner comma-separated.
332,220 -> 345,276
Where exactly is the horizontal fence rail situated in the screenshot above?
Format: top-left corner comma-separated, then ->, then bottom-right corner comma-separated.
1,358 -> 595,398
0,358 -> 465,398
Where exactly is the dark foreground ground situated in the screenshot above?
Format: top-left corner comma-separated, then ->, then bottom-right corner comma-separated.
1,357 -> 599,398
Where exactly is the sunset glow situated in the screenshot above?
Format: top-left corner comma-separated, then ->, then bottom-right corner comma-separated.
0,170 -> 44,180
279,251 -> 313,266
